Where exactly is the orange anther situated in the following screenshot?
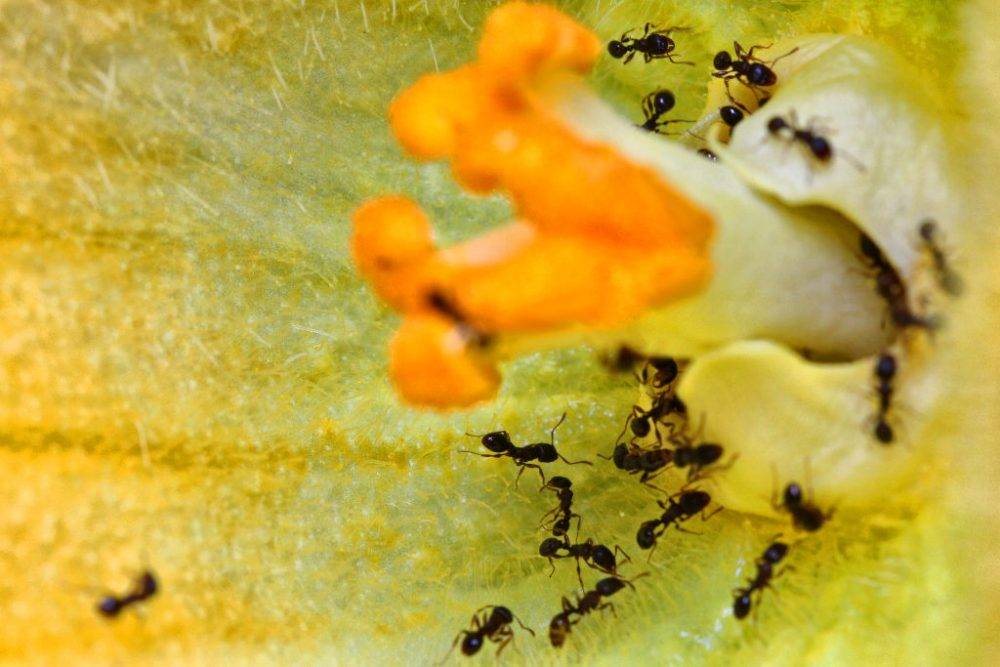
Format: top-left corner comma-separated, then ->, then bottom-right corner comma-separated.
389,315 -> 501,408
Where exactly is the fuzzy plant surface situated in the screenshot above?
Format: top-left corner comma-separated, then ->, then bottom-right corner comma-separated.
0,0 -> 997,665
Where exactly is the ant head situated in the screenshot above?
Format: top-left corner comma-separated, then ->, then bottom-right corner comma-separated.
539,537 -> 564,557
595,577 -> 627,596
590,545 -> 616,572
713,50 -> 732,70
645,33 -> 672,55
461,633 -> 484,656
651,90 -> 676,115
733,590 -> 752,619
918,219 -> 938,242
875,354 -> 897,381
783,482 -> 804,507
808,135 -> 832,161
607,40 -> 628,58
720,105 -> 744,127
546,476 -> 572,490
630,416 -> 651,438
636,520 -> 659,549
481,431 -> 512,453
612,443 -> 629,469
767,116 -> 789,134
490,606 -> 513,625
679,490 -> 711,514
763,541 -> 789,564
96,596 -> 122,617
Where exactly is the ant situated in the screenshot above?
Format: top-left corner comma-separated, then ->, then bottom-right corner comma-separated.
462,413 -> 591,487
426,289 -> 494,348
918,219 -> 964,297
618,392 -> 687,445
859,233 -> 937,331
719,105 -> 744,128
872,353 -> 897,444
603,442 -> 673,485
599,345 -> 646,374
767,112 -> 866,171
96,569 -> 159,618
712,41 -> 798,102
637,356 -> 680,390
538,535 -> 631,586
732,539 -> 790,620
636,489 -> 719,556
671,440 -> 726,480
443,605 -> 534,660
548,575 -> 648,647
608,24 -> 693,65
773,480 -> 832,532
539,476 -> 580,537
638,90 -> 695,135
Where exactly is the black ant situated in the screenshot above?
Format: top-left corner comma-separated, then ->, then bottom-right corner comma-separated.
712,41 -> 798,102
426,289 -> 494,348
918,219 -> 963,297
773,480 -> 832,532
443,605 -> 534,660
732,539 -> 790,620
96,569 -> 159,618
872,353 -> 897,444
767,112 -> 866,171
539,476 -> 580,537
671,441 -> 726,480
618,392 -> 687,445
638,356 -> 680,390
462,413 -> 591,487
602,442 -> 673,485
539,535 -> 631,587
548,574 -> 647,647
608,24 -> 693,65
719,105 -> 744,128
766,113 -> 833,162
638,90 -> 695,135
599,345 -> 646,374
858,233 -> 937,331
636,489 -> 719,556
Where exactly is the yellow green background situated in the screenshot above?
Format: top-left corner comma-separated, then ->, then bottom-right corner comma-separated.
0,0 -> 996,663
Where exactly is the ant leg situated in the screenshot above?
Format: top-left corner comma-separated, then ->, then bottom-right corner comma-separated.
510,612 -> 535,636
623,51 -> 635,65
672,523 -> 703,536
743,42 -> 774,61
437,630 -> 470,666
546,557 -> 556,578
770,462 -> 783,512
558,454 -> 593,466
614,545 -> 632,565
493,628 -> 514,657
549,412 -> 568,445
700,505 -> 723,522
665,53 -> 695,66
459,450 -> 505,459
769,46 -> 800,66
641,22 -> 654,37
599,602 -> 618,618
561,596 -> 575,614
575,557 -> 586,590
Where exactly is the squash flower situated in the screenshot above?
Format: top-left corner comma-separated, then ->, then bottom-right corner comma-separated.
0,0 -> 997,664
